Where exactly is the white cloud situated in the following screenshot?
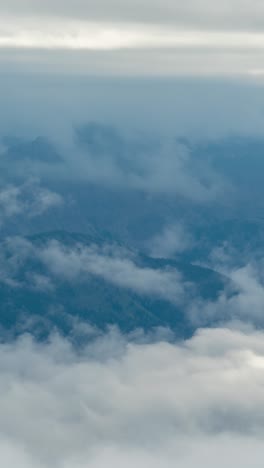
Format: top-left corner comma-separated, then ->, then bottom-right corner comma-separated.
0,326 -> 264,466
2,18 -> 264,51
189,250 -> 264,327
30,240 -> 186,303
0,236 -> 187,302
2,234 -> 264,328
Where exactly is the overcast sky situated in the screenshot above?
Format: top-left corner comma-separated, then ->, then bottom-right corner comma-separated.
2,0 -> 264,29
1,0 -> 264,76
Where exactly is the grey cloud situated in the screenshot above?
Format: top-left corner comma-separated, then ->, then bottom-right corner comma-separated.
0,236 -> 38,287
1,121 -> 228,202
2,0 -> 264,31
148,223 -> 193,258
42,241 -> 186,302
2,3 -> 264,78
189,253 -> 264,327
0,185 -> 23,218
2,47 -> 264,78
2,234 -> 264,328
68,123 -> 227,201
0,180 -> 63,224
0,238 -> 186,304
36,241 -> 264,327
0,326 -> 264,466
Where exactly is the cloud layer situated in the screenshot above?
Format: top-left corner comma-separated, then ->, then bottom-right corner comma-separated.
2,1 -> 264,76
0,326 -> 264,467
1,126 -> 228,201
2,19 -> 264,51
3,0 -> 264,30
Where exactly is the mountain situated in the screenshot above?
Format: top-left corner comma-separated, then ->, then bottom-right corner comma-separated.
0,230 -> 226,339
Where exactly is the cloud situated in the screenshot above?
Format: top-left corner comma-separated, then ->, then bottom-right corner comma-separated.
2,232 -> 264,332
1,124 -> 227,202
2,0 -> 264,31
188,247 -> 264,328
0,326 -> 264,466
2,3 -> 264,76
42,240 -> 187,302
69,123 -> 227,201
0,180 -> 63,224
0,237 -> 186,303
2,233 -> 264,329
148,223 -> 193,258
2,18 -> 264,51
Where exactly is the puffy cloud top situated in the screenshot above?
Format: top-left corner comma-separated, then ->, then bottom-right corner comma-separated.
1,326 -> 264,467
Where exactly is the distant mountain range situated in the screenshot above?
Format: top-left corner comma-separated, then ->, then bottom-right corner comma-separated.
1,129 -> 263,341
0,231 -> 226,340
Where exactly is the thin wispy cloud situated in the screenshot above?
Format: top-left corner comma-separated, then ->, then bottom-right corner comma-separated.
0,180 -> 63,225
